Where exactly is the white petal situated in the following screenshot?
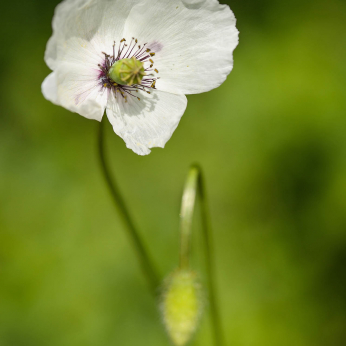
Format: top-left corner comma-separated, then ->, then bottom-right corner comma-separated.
42,63 -> 107,121
181,0 -> 219,9
42,72 -> 59,105
45,0 -> 136,69
123,0 -> 239,95
106,90 -> 187,155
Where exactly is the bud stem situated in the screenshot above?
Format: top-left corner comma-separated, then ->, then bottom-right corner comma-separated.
179,165 -> 224,346
98,118 -> 159,295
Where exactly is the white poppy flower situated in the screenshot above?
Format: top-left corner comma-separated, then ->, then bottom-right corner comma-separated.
42,0 -> 239,155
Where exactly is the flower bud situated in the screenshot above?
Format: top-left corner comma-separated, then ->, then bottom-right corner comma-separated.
160,269 -> 203,346
108,56 -> 146,86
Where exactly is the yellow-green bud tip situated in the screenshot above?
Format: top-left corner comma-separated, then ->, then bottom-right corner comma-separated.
160,269 -> 203,346
108,56 -> 146,86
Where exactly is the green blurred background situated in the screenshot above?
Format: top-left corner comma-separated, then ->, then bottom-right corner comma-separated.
1,0 -> 346,345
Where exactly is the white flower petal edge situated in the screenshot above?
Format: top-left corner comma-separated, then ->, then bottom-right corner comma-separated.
106,90 -> 187,155
45,0 -> 136,69
42,72 -> 59,105
123,0 -> 239,95
181,0 -> 219,9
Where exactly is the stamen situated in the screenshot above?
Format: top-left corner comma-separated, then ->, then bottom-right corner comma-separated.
126,37 -> 137,58
98,38 -> 159,102
124,37 -> 134,58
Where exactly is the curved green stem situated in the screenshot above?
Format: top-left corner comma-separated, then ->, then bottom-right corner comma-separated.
179,165 -> 224,346
98,118 -> 159,295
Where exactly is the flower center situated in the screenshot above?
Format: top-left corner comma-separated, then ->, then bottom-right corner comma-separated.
98,38 -> 159,102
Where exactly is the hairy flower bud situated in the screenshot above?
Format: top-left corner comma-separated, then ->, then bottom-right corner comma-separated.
160,269 -> 203,346
108,56 -> 146,86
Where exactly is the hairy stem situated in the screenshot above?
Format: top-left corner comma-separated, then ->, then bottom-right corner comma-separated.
179,165 -> 224,346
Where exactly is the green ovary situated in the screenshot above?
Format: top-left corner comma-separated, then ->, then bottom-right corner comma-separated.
108,56 -> 146,86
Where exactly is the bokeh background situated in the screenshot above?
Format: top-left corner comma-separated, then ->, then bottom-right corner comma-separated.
1,0 -> 346,345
